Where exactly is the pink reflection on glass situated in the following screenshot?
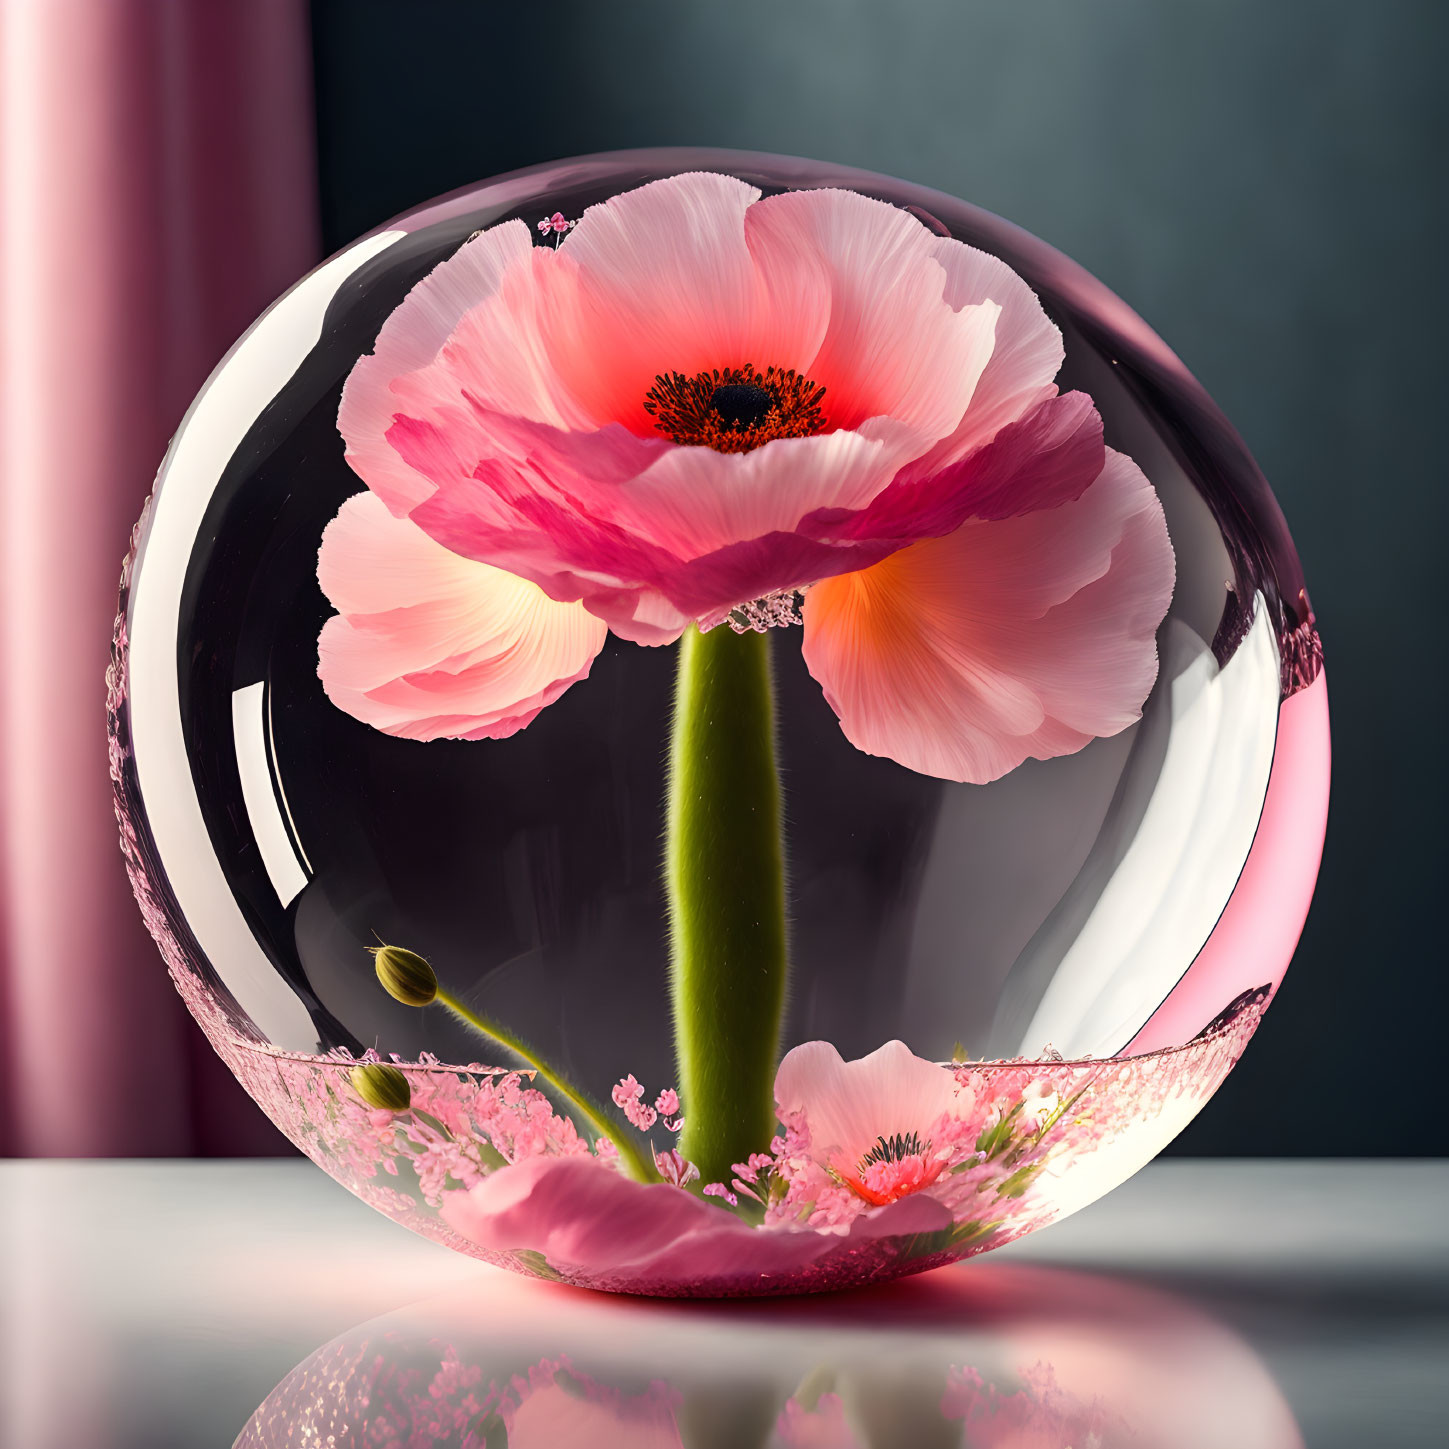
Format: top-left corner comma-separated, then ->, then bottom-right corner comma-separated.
1127,670 -> 1330,1055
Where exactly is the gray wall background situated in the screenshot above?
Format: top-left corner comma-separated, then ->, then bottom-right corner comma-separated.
310,0 -> 1448,1155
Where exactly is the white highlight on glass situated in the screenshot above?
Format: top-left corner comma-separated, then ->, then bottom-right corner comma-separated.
126,231 -> 404,1049
1009,596 -> 1281,1059
232,682 -> 309,909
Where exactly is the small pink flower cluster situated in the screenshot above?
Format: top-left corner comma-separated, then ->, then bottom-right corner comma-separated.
717,1152 -> 776,1210
611,1074 -> 684,1133
534,210 -> 576,250
653,1147 -> 699,1189
610,1074 -> 701,1186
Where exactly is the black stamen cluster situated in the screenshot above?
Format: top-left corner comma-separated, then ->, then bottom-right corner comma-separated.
859,1130 -> 927,1169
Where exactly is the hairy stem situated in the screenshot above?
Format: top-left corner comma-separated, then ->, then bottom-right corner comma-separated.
435,989 -> 656,1183
666,624 -> 789,1188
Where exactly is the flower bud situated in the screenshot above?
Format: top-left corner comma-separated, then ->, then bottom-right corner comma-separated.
349,1062 -> 411,1112
370,944 -> 437,1006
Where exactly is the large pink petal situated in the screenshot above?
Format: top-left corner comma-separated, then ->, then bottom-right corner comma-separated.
439,1155 -> 954,1290
898,235 -> 1066,478
450,402 -> 921,562
439,1156 -> 828,1282
316,490 -> 606,739
801,449 -> 1176,783
774,1040 -> 962,1168
405,466 -> 877,646
802,390 -> 1104,546
400,424 -> 920,640
554,419 -> 925,562
398,395 -> 1106,643
338,219 -> 535,513
745,187 -> 1000,442
410,245 -> 604,432
545,172 -> 832,434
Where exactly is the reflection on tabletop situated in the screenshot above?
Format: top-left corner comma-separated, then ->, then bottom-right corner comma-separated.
236,1263 -> 1300,1449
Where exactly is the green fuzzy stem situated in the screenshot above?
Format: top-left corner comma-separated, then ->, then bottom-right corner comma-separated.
666,625 -> 789,1188
435,989 -> 656,1183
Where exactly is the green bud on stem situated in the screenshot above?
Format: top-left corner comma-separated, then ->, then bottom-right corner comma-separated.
370,944 -> 438,1006
349,1062 -> 412,1112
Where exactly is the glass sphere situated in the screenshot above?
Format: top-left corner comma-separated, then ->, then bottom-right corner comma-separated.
109,148 -> 1328,1296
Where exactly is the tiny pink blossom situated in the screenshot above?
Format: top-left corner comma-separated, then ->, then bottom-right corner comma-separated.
662,1115 -> 684,1134
654,1087 -> 680,1117
653,1147 -> 700,1189
613,1073 -> 660,1129
732,1152 -> 774,1180
731,1178 -> 765,1204
703,1182 -> 738,1206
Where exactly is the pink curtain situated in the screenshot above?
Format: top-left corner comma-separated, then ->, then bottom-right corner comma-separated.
0,0 -> 318,1155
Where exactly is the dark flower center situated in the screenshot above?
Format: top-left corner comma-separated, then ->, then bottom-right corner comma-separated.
644,363 -> 827,453
709,381 -> 775,431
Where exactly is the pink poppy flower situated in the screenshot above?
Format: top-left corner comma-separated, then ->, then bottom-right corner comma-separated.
773,1039 -> 977,1210
321,171 -> 1174,781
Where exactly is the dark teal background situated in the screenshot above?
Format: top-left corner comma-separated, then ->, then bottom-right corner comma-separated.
309,0 -> 1448,1155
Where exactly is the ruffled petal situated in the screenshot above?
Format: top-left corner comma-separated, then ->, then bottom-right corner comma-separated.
773,1040 -> 962,1167
571,419 -> 923,562
746,187 -> 1000,442
801,449 -> 1175,783
316,490 -> 606,739
406,245 -> 603,432
439,1155 -> 829,1282
546,172 -> 832,434
437,1153 -> 952,1291
338,219 -> 535,513
402,415 -> 927,638
900,235 -> 1065,476
802,390 -> 1104,547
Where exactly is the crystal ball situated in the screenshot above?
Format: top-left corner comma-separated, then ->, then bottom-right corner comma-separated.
109,148 -> 1328,1297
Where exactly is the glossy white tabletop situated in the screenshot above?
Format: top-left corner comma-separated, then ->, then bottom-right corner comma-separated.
1,1160 -> 1444,1447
